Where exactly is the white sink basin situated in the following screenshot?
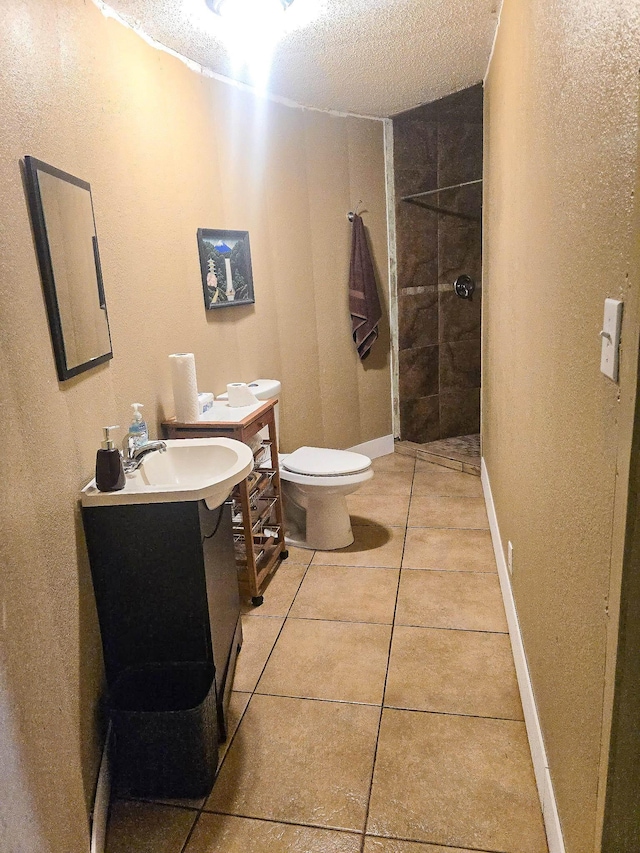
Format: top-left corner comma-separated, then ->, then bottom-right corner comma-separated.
81,438 -> 254,509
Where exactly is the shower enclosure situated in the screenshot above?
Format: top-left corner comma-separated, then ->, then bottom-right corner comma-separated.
393,84 -> 483,470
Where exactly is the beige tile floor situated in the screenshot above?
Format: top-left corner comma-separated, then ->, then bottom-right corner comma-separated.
106,454 -> 548,853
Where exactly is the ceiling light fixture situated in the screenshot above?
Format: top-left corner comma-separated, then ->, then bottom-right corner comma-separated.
206,0 -> 294,17
203,0 -> 306,92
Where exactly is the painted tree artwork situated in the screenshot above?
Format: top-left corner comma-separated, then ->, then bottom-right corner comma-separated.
197,229 -> 255,309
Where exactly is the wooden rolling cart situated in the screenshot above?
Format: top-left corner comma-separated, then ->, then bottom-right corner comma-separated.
162,399 -> 288,606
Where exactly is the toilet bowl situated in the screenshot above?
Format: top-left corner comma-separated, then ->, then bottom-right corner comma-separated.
279,446 -> 373,550
217,380 -> 373,550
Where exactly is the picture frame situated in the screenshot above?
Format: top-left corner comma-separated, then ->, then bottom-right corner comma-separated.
197,228 -> 255,310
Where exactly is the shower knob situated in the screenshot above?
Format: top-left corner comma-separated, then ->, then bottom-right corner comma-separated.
454,274 -> 475,300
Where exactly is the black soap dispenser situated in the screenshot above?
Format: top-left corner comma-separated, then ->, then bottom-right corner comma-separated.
95,425 -> 126,492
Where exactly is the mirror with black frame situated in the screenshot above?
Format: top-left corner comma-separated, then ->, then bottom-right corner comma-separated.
24,156 -> 112,381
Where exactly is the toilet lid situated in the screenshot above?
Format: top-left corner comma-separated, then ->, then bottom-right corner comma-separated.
282,446 -> 371,477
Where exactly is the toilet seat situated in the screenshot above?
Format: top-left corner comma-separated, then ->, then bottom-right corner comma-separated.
279,448 -> 373,490
282,446 -> 371,477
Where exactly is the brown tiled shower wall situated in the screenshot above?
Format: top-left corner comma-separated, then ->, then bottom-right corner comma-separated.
394,84 -> 483,443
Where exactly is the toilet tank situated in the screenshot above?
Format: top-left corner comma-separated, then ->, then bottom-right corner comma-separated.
217,379 -> 282,448
246,380 -> 281,442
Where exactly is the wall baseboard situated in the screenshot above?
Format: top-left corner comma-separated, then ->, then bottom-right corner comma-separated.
348,434 -> 395,459
90,724 -> 111,853
481,458 -> 566,853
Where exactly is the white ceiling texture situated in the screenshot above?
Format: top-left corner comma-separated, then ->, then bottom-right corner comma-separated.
99,0 -> 499,117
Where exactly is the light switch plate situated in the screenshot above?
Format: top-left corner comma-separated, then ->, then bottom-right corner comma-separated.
600,298 -> 623,381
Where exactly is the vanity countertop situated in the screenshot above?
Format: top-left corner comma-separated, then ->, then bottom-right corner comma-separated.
81,437 -> 253,509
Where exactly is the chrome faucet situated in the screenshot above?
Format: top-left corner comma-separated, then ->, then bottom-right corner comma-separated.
122,438 -> 167,472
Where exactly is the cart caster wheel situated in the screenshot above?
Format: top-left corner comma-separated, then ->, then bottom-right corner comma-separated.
281,550 -> 289,560
251,596 -> 264,607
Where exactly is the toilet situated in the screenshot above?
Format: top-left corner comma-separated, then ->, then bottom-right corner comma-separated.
220,379 -> 373,550
278,445 -> 373,550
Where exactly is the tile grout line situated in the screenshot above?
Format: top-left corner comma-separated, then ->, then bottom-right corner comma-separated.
241,558 -> 313,618
406,524 -> 490,530
180,462 -> 493,851
221,557 -> 313,765
116,460 -> 492,852
273,613 -> 396,627
386,459 -> 530,852
294,564 -> 497,574
249,691 -> 387,708
393,621 -> 509,635
349,523 -> 490,531
258,612 -> 507,634
196,530 -> 394,839
365,830 -> 508,853
178,558 -> 314,853
239,688 -> 525,724
380,705 -> 525,724
401,565 -> 497,573
313,563 -> 497,573
357,456 -> 415,853
183,458 -> 495,851
200,807 -> 369,838
401,464 -> 518,734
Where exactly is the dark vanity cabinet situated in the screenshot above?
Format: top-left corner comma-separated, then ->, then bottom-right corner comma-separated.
82,498 -> 242,796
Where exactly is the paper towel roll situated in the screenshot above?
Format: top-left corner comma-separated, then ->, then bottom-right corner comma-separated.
227,382 -> 259,407
169,353 -> 199,422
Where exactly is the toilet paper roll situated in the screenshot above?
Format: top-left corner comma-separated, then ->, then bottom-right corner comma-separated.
227,382 -> 259,407
169,353 -> 199,423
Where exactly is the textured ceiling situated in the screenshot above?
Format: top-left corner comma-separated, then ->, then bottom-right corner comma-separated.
99,0 -> 499,117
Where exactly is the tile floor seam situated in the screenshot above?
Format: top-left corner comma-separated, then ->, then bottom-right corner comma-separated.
199,807 -> 367,836
252,689 -> 384,707
380,705 -> 525,723
366,461 -> 537,852
401,566 -> 498,574
124,797 -> 199,814
177,808 -> 200,853
394,620 -> 508,634
391,482 -> 522,727
244,557 -> 312,620
408,502 -> 486,507
408,496 -> 487,501
253,559 -> 391,704
407,524 -> 489,530
356,462 -> 414,853
215,692 -> 252,751
392,623 -> 511,636
364,831 -> 508,853
306,563 -> 401,570
284,614 -> 394,626
106,454 -> 545,853
383,471 -> 521,740
409,495 -> 484,499
399,566 -> 498,574
233,692 -> 384,708
178,688 -> 255,852
181,558 -> 314,850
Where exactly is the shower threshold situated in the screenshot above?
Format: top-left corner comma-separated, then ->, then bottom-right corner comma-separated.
395,434 -> 480,476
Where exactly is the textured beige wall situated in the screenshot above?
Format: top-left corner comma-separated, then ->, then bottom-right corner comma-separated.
0,1 -> 389,849
483,1 -> 640,851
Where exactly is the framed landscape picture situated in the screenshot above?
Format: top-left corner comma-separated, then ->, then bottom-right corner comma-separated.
197,228 -> 255,309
